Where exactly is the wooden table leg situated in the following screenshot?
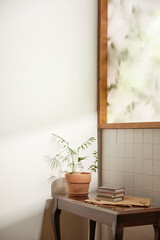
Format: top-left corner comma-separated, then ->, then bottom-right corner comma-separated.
88,220 -> 96,240
51,198 -> 61,240
112,217 -> 123,240
154,224 -> 160,240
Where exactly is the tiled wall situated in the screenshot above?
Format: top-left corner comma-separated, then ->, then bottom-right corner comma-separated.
101,129 -> 160,240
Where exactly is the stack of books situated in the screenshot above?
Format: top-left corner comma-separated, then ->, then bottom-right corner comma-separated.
96,185 -> 125,202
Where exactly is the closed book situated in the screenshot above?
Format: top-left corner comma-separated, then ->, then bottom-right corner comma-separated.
98,185 -> 125,193
96,196 -> 124,202
97,192 -> 125,198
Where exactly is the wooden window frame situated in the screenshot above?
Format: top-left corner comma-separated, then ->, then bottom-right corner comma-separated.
98,0 -> 160,129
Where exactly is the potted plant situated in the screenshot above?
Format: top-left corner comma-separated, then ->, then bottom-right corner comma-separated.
45,134 -> 98,196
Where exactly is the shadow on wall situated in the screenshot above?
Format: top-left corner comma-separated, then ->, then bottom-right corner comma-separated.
41,199 -> 88,240
40,177 -> 88,240
0,212 -> 43,240
0,199 -> 88,240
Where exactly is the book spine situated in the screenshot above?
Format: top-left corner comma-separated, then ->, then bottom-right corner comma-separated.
98,189 -> 125,193
97,194 -> 124,199
97,192 -> 125,197
97,191 -> 125,194
96,197 -> 124,202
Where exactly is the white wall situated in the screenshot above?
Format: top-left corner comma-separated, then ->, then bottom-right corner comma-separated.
0,0 -> 98,239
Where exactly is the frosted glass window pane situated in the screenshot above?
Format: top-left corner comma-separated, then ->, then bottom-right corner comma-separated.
108,0 -> 160,123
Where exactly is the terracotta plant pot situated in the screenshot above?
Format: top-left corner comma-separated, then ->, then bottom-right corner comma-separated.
65,172 -> 91,197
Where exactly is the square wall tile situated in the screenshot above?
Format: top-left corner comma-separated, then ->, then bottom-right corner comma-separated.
142,175 -> 152,191
142,160 -> 152,175
153,129 -> 160,144
117,129 -> 125,143
133,129 -> 143,143
153,145 -> 160,160
153,176 -> 160,192
134,158 -> 143,174
153,192 -> 160,206
134,174 -> 142,189
142,190 -> 153,203
134,144 -> 143,159
117,157 -> 124,171
143,144 -> 152,159
125,173 -> 133,187
102,156 -> 109,170
108,129 -> 116,143
117,143 -> 125,157
125,158 -> 133,173
134,189 -> 143,197
142,190 -> 152,201
143,129 -> 153,144
125,187 -> 134,196
102,142 -> 110,157
102,130 -> 109,143
125,129 -> 133,143
125,143 -> 133,158
153,161 -> 160,176
108,157 -> 116,170
109,142 -> 116,157
116,171 -> 124,185
102,170 -> 109,185
108,170 -> 117,185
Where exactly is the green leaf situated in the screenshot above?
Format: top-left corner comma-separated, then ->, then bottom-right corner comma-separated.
131,102 -> 135,110
78,156 -> 88,162
46,134 -> 98,175
121,48 -> 129,61
107,84 -> 117,93
111,42 -> 116,49
77,137 -> 96,152
132,5 -> 136,14
52,134 -> 69,148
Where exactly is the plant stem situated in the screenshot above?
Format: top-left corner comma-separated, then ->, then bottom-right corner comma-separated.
71,154 -> 75,173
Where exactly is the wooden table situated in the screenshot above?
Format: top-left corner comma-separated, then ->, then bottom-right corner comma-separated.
51,193 -> 160,240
